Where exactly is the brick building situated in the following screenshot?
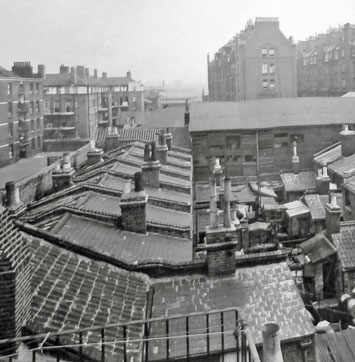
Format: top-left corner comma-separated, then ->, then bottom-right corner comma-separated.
188,98 -> 355,181
0,62 -> 45,167
207,17 -> 297,101
297,23 -> 355,97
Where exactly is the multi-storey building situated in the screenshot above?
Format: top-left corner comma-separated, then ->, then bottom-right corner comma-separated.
43,65 -> 102,151
297,23 -> 355,96
207,17 -> 297,101
0,62 -> 44,167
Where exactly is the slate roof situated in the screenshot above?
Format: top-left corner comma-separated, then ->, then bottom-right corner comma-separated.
0,66 -> 17,78
343,175 -> 355,193
189,98 -> 355,132
304,194 -> 343,220
149,262 -> 314,359
285,200 -> 310,218
28,236 -> 149,362
51,214 -> 193,263
333,229 -> 355,270
316,329 -> 355,362
328,153 -> 355,177
43,73 -> 86,86
281,171 -> 317,192
300,233 -> 337,263
313,142 -> 342,167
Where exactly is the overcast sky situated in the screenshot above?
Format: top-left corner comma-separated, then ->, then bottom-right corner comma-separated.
0,0 -> 354,87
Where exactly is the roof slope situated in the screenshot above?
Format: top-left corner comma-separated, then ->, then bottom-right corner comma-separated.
150,262 -> 314,359
333,229 -> 355,270
28,236 -> 149,362
189,98 -> 355,132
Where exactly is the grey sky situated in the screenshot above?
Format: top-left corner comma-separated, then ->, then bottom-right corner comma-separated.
0,0 -> 354,87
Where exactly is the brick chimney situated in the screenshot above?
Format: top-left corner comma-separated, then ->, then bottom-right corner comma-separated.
316,166 -> 330,195
52,153 -> 75,190
12,61 -> 33,78
340,124 -> 355,157
60,65 -> 70,74
127,70 -> 132,80
119,172 -> 148,234
76,66 -> 85,81
102,72 -> 107,79
165,127 -> 173,151
325,193 -> 341,240
87,140 -> 103,166
4,181 -> 25,215
0,206 -> 31,356
205,177 -> 238,276
291,140 -> 300,174
37,64 -> 46,79
105,127 -> 119,151
142,142 -> 161,188
213,158 -> 223,187
70,67 -> 77,84
262,323 -> 284,362
85,68 -> 90,79
94,69 -> 98,79
156,129 -> 169,164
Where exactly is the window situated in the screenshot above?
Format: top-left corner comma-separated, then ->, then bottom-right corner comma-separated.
342,48 -> 345,58
270,79 -> 275,88
31,138 -> 36,149
31,119 -> 35,131
36,118 -> 41,130
37,136 -> 41,148
30,101 -> 34,115
262,48 -> 267,56
262,64 -> 268,74
345,189 -> 351,207
36,83 -> 40,94
245,155 -> 257,162
342,78 -> 346,89
269,64 -> 275,74
7,83 -> 12,96
36,101 -> 40,114
269,48 -> 275,56
7,102 -> 13,117
30,83 -> 34,94
262,80 -> 268,89
325,53 -> 329,62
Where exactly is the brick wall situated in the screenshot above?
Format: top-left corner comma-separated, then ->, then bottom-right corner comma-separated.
207,247 -> 236,276
120,202 -> 147,234
0,207 -> 32,356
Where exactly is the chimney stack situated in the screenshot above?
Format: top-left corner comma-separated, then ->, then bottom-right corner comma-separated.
76,66 -> 85,81
262,323 -> 284,362
52,152 -> 75,190
37,64 -> 46,79
156,129 -> 169,164
213,158 -> 223,187
127,70 -> 131,79
119,172 -> 148,234
340,124 -> 355,157
165,127 -> 173,151
87,140 -> 103,166
70,67 -> 77,84
209,177 -> 218,229
316,166 -> 330,195
94,69 -> 98,79
5,181 -> 25,214
60,65 -> 70,74
292,140 -> 300,174
85,68 -> 90,79
102,72 -> 107,79
325,193 -> 341,240
142,142 -> 161,188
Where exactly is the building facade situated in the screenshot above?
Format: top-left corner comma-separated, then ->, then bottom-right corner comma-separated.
207,17 -> 297,101
0,62 -> 44,167
297,23 -> 355,97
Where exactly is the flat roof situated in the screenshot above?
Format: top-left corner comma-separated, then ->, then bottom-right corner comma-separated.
189,98 -> 355,132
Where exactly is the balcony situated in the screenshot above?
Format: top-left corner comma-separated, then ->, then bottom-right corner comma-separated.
45,111 -> 75,116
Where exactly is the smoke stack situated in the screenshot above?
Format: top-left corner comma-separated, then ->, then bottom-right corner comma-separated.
119,172 -> 148,234
262,323 -> 284,362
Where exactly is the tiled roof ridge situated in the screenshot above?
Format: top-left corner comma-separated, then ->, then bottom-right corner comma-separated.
19,221 -> 203,270
105,142 -> 141,157
74,157 -> 119,178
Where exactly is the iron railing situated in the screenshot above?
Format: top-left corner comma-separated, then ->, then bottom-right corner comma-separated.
0,307 -> 261,362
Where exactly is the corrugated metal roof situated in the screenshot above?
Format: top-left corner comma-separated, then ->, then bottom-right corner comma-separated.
189,98 -> 355,132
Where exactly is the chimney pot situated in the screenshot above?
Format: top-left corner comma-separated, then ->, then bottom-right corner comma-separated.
262,323 -> 284,362
5,181 -> 22,211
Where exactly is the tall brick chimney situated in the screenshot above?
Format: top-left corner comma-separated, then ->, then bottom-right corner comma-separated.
105,127 -> 119,151
142,142 -> 161,188
37,64 -> 46,79
340,124 -> 355,157
76,65 -> 85,81
0,206 -> 31,356
184,99 -> 190,126
325,193 -> 341,240
204,177 -> 238,276
119,172 -> 148,234
156,129 -> 169,164
52,153 -> 75,190
70,67 -> 77,84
